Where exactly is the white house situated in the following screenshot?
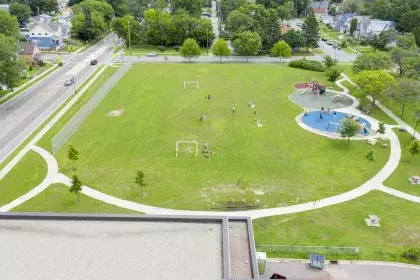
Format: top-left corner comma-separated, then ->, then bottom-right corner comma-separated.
28,22 -> 70,49
321,15 -> 333,25
0,4 -> 9,12
365,20 -> 394,36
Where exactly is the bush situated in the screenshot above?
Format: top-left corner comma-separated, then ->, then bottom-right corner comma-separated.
37,60 -> 45,67
402,248 -> 420,261
289,58 -> 326,72
58,61 -> 63,66
29,65 -> 33,71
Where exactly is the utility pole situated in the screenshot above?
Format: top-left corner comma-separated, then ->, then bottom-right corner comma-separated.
128,21 -> 132,55
206,26 -> 209,55
73,76 -> 76,95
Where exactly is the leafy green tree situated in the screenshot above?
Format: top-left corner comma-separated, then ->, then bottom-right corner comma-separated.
282,29 -> 305,50
338,119 -> 361,142
390,79 -> 419,117
126,0 -> 161,20
301,11 -> 319,52
342,0 -> 366,14
390,47 -> 412,78
404,55 -> 420,79
350,18 -> 357,35
409,140 -> 420,156
271,40 -> 292,62
227,10 -> 254,40
232,31 -> 262,61
323,55 -> 337,68
328,5 -> 337,16
352,52 -> 392,73
365,150 -> 375,162
111,14 -> 142,45
106,0 -> 128,17
377,122 -> 386,135
212,38 -> 231,63
277,1 -> 294,20
369,32 -> 389,52
370,0 -> 393,20
9,3 -> 31,23
220,0 -> 247,19
396,33 -> 417,50
326,66 -> 343,87
135,170 -> 147,196
0,10 -> 20,39
400,10 -> 420,33
413,110 -> 420,139
0,34 -> 26,90
70,175 -> 83,202
171,0 -> 203,17
180,38 -> 201,63
68,145 -> 79,161
157,45 -> 166,53
354,70 -> 395,105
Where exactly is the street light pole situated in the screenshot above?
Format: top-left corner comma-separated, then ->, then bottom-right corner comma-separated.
128,21 -> 132,55
206,27 -> 209,55
73,76 -> 76,95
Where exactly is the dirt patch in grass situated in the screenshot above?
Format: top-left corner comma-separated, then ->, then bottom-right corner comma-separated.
106,108 -> 124,117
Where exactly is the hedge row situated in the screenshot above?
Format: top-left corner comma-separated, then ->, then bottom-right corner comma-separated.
289,59 -> 326,72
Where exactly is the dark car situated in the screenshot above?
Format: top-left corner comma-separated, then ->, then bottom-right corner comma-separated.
321,38 -> 327,41
90,59 -> 98,65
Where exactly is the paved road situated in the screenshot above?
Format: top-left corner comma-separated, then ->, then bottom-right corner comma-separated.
319,40 -> 356,62
263,260 -> 420,280
0,34 -> 117,164
210,0 -> 220,38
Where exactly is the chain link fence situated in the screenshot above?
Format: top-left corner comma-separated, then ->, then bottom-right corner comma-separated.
51,65 -> 131,154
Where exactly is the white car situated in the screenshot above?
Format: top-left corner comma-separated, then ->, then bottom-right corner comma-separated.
64,78 -> 74,86
146,52 -> 157,57
326,40 -> 334,45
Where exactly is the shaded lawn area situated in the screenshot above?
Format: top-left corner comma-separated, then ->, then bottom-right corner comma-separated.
382,98 -> 420,129
0,151 -> 47,206
125,44 -> 210,56
52,64 -> 389,211
12,184 -> 140,214
253,191 -> 420,264
384,128 -> 420,196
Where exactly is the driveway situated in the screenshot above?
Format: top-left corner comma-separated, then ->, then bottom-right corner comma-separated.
262,260 -> 420,280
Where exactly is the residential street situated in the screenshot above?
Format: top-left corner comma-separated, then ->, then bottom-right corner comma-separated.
0,34 -> 117,164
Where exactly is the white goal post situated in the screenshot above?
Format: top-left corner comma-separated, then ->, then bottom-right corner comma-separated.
184,81 -> 199,90
176,141 -> 198,157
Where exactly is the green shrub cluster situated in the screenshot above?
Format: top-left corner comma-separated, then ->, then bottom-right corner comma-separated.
289,59 -> 325,72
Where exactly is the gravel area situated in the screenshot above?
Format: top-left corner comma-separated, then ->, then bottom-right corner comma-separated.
0,220 -> 223,280
229,220 -> 253,279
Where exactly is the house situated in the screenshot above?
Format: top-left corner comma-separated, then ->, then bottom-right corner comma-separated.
28,22 -> 69,49
308,1 -> 329,17
19,42 -> 41,61
364,20 -> 394,36
321,15 -> 333,25
332,13 -> 356,33
0,4 -> 9,12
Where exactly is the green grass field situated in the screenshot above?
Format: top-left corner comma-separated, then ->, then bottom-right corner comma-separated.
0,151 -> 47,206
253,190 -> 420,264
49,64 -> 389,211
384,128 -> 420,196
12,184 -> 139,213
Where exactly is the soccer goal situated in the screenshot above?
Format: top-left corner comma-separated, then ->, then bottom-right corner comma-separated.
184,81 -> 199,90
327,121 -> 341,131
176,141 -> 198,157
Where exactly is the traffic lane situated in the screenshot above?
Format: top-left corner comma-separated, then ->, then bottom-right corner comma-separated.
0,63 -> 99,154
319,41 -> 356,62
262,260 -> 420,280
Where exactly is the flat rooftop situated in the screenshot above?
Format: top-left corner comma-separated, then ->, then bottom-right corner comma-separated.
0,213 -> 258,280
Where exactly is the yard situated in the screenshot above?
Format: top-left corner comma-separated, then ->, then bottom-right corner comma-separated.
124,44 -> 211,56
253,190 -> 420,264
43,64 -> 389,211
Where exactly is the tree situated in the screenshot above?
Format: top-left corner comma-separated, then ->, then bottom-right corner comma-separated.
226,10 -> 254,40
180,38 -> 201,63
106,0 -> 128,17
370,0 -> 393,20
271,40 -> 292,62
409,140 -> 420,156
342,0 -> 366,14
404,55 -> 420,79
412,110 -> 420,139
126,0 -> 161,20
171,0 -> 203,17
400,10 -> 420,33
352,52 -> 392,73
69,175 -> 83,203
0,10 -> 20,40
220,0 -> 247,19
232,31 -> 262,61
350,18 -> 357,35
135,170 -> 147,196
369,32 -> 389,52
326,66 -> 343,87
277,1 -> 294,20
390,79 -> 419,117
68,145 -> 79,161
323,55 -> 337,68
111,14 -> 142,46
212,38 -> 231,63
301,11 -> 319,53
328,5 -> 337,16
377,122 -> 386,135
396,33 -> 417,50
354,70 -> 395,105
365,150 -> 375,162
9,3 -> 31,23
27,0 -> 59,14
158,45 -> 166,53
282,29 -> 305,50
0,34 -> 26,90
390,47 -> 412,78
338,119 -> 361,142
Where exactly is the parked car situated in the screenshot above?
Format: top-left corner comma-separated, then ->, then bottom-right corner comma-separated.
334,44 -> 342,50
146,52 -> 157,57
201,12 -> 211,18
90,59 -> 97,65
321,38 -> 327,41
64,78 -> 74,86
326,40 -> 334,45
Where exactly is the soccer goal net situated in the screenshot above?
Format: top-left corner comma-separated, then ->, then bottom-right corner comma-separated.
176,141 -> 198,157
184,81 -> 199,90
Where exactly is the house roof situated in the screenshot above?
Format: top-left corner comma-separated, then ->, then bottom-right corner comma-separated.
0,4 -> 9,10
311,7 -> 326,14
19,42 -> 39,54
30,22 -> 55,34
367,20 -> 394,33
309,1 -> 329,9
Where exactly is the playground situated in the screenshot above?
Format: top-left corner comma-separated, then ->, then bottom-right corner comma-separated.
289,81 -> 353,110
